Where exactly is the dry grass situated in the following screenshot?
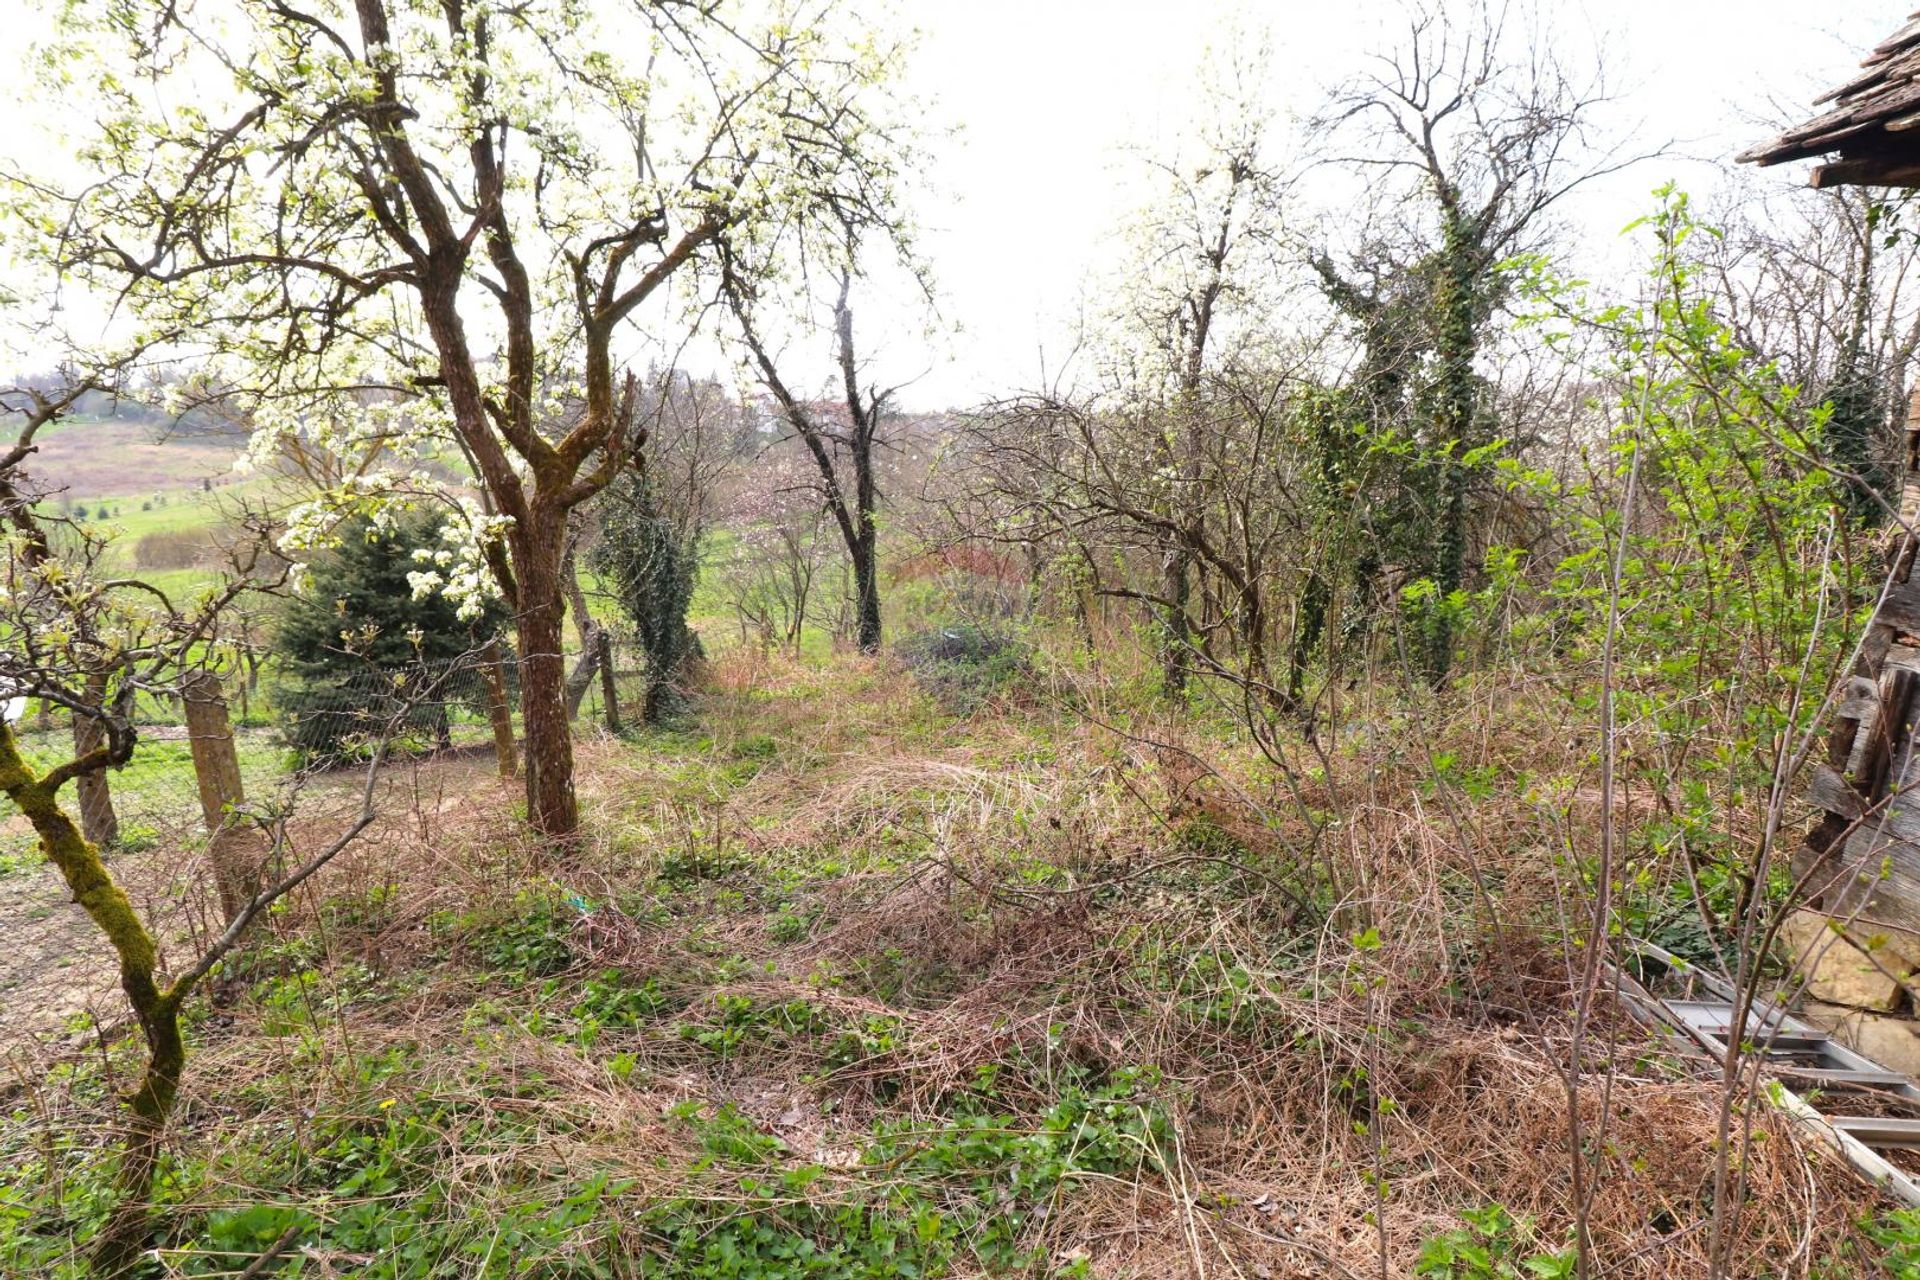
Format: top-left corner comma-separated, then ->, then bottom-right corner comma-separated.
0,646 -> 1904,1277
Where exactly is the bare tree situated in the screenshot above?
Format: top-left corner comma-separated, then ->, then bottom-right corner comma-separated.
973,338 -> 1343,745
1312,0 -> 1646,680
1701,179 -> 1920,522
716,447 -> 839,653
724,264 -> 896,653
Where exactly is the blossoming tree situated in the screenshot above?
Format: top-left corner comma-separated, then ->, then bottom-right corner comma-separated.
14,0 -> 914,836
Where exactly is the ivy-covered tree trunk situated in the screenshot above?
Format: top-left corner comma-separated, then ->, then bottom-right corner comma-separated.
1311,268 -> 1426,690
1416,208 -> 1490,685
1830,218 -> 1891,526
1161,549 -> 1192,699
1288,569 -> 1331,710
840,282 -> 885,656
852,510 -> 882,654
594,468 -> 702,727
1827,360 -> 1891,525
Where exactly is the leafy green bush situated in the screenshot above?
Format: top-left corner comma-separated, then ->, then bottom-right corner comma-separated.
1500,188 -> 1864,952
894,624 -> 1029,712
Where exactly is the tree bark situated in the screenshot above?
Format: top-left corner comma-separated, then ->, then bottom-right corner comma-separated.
727,264 -> 886,655
513,522 -> 579,837
840,280 -> 884,655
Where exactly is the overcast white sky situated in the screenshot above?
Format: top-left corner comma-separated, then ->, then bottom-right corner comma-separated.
890,0 -> 1898,406
0,0 -> 1901,408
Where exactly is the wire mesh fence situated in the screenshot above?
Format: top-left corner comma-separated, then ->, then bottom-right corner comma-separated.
277,660 -> 513,766
1,652 -> 525,870
4,701 -> 280,869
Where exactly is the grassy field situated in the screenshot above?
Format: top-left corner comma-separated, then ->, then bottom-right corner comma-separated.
76,476 -> 283,546
27,414 -> 244,501
14,408 -> 302,591
1,640 -> 1904,1278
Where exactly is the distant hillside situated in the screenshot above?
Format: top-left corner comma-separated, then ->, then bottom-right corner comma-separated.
19,414 -> 245,499
60,390 -> 248,441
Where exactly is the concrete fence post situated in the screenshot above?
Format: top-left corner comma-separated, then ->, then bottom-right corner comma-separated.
73,675 -> 119,848
181,669 -> 257,920
598,629 -> 622,734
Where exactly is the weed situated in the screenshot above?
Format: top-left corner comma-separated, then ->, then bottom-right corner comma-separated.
767,902 -> 817,944
465,893 -> 579,981
895,624 -> 1030,713
734,733 -> 780,761
0,849 -> 43,877
823,1013 -> 905,1070
640,1072 -> 1169,1278
567,969 -> 682,1047
1861,1207 -> 1920,1277
676,993 -> 824,1060
1173,813 -> 1248,859
1414,1204 -> 1576,1279
658,845 -> 752,889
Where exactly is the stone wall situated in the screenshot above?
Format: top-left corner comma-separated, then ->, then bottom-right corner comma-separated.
1785,910 -> 1920,1074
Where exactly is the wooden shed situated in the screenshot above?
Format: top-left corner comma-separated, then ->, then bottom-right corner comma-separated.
1746,13 -> 1920,1015
1741,13 -> 1920,188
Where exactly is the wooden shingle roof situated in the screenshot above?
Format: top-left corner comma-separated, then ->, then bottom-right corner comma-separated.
1741,12 -> 1920,187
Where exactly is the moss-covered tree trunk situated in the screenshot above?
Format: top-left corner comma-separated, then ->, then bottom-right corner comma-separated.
0,724 -> 182,1276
